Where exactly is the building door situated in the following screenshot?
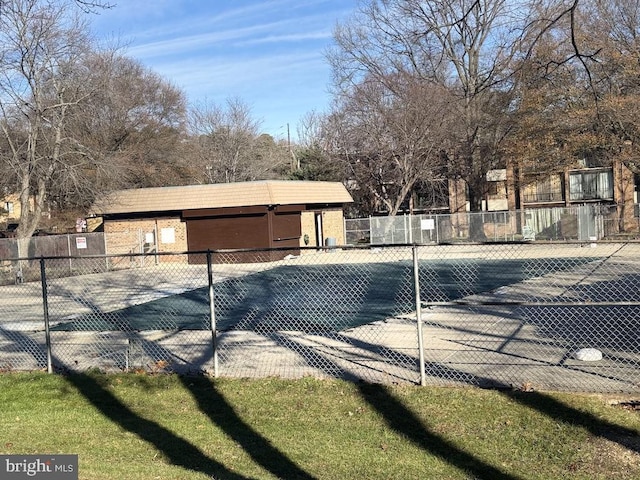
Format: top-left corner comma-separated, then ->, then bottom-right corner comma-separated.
577,204 -> 599,240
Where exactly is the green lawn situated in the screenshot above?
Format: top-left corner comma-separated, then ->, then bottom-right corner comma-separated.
1,373 -> 639,479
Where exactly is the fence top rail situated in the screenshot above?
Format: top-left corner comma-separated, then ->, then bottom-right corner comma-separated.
1,238 -> 639,262
424,300 -> 640,307
2,244 -> 410,262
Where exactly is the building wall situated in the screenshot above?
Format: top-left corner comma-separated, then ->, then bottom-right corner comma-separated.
104,217 -> 188,263
1,194 -> 32,225
105,206 -> 348,262
300,208 -> 346,250
155,218 -> 189,258
322,208 -> 346,244
514,161 -> 637,234
443,160 -> 637,235
448,179 -> 468,213
300,211 -> 316,248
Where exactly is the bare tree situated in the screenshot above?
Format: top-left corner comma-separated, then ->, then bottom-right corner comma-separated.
188,97 -> 289,184
514,0 -> 640,231
289,111 -> 343,183
296,110 -> 325,150
328,0 -> 612,240
508,0 -> 640,176
69,52 -> 188,192
585,0 -> 640,168
506,2 -> 591,184
0,0 -> 99,240
0,0 -> 188,240
73,0 -> 114,13
323,73 -> 454,216
327,0 -> 555,238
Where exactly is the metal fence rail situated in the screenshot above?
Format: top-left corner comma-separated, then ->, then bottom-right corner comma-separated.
0,242 -> 638,392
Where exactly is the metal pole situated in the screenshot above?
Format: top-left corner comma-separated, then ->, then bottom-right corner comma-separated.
207,250 -> 219,377
154,221 -> 160,266
39,258 -> 53,374
404,214 -> 408,243
504,212 -> 508,242
412,246 -> 426,386
342,216 -> 348,245
103,231 -> 109,271
408,214 -> 413,244
67,234 -> 72,273
493,213 -> 497,241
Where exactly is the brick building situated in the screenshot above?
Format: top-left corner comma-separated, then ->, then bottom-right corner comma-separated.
91,180 -> 353,263
444,158 -> 638,239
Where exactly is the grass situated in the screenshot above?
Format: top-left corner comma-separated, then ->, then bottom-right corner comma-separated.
0,372 -> 639,480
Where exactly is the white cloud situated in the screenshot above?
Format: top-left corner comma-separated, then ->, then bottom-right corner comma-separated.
89,0 -> 356,136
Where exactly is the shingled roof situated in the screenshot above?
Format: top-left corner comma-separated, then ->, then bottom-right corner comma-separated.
91,180 -> 353,215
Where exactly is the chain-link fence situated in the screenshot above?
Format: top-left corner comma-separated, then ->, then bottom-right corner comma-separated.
0,231 -> 162,286
0,242 -> 639,392
346,205 -> 640,245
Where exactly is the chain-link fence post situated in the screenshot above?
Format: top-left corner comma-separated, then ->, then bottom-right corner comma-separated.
412,245 -> 426,386
39,257 -> 53,374
206,250 -> 219,377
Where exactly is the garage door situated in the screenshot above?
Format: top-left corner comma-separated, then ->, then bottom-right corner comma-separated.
272,211 -> 301,249
186,213 -> 270,263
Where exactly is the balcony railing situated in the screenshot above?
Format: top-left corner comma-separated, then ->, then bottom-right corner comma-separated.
522,191 -> 564,203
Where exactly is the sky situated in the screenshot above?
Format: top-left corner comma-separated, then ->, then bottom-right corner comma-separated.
88,0 -> 358,141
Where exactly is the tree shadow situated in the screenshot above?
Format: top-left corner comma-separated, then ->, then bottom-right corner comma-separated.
178,375 -> 318,480
501,390 -> 640,454
6,252 -> 639,478
0,327 -> 252,477
60,323 -> 317,479
0,325 -> 48,369
356,382 -> 526,480
421,302 -> 640,389
64,372 -> 253,480
271,332 -> 640,475
16,278 -> 297,479
271,332 -> 524,479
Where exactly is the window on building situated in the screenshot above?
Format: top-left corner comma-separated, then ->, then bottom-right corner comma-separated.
523,174 -> 564,203
485,169 -> 507,200
569,169 -> 613,201
487,181 -> 506,198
